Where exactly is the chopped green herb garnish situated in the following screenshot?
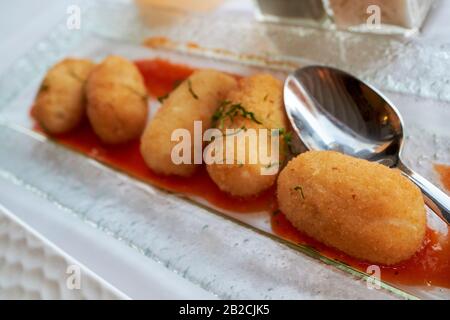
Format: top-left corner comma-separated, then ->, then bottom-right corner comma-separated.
173,79 -> 182,89
123,84 -> 148,101
157,80 -> 183,103
265,162 -> 280,169
212,100 -> 262,129
294,186 -> 305,199
38,83 -> 49,93
68,69 -> 84,83
188,79 -> 199,100
157,93 -> 169,103
224,125 -> 247,137
283,131 -> 292,145
276,128 -> 294,155
211,100 -> 228,128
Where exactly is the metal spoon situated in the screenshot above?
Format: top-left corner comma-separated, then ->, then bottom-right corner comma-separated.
284,65 -> 450,224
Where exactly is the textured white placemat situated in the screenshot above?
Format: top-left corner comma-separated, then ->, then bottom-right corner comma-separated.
0,204 -> 127,299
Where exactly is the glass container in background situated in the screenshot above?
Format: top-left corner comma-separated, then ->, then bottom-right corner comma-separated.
254,0 -> 329,27
254,0 -> 436,35
325,0 -> 436,34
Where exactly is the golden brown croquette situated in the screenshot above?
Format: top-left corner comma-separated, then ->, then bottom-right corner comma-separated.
86,55 -> 148,144
277,151 -> 426,265
140,70 -> 238,177
206,74 -> 288,197
34,58 -> 95,134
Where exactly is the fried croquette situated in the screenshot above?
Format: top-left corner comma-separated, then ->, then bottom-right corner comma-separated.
277,151 -> 426,265
206,74 -> 288,197
86,55 -> 148,144
34,58 -> 95,134
140,70 -> 238,177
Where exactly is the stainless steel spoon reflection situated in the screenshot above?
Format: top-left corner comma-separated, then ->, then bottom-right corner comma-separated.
284,65 -> 450,224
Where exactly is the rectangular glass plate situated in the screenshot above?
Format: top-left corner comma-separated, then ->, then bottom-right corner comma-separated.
0,0 -> 449,300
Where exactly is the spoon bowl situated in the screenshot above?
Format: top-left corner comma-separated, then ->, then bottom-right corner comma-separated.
284,65 -> 450,223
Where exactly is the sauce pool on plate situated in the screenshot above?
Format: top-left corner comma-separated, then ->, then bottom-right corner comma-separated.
272,210 -> 450,288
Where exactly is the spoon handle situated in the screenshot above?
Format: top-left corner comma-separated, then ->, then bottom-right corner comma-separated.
398,161 -> 450,224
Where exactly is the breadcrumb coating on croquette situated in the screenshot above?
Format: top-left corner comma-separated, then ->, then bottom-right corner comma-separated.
277,151 -> 426,265
34,58 -> 95,134
140,69 -> 238,177
206,74 -> 288,197
220,74 -> 287,130
86,55 -> 148,144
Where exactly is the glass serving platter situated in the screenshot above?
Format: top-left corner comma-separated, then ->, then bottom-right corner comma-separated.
0,0 -> 449,300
